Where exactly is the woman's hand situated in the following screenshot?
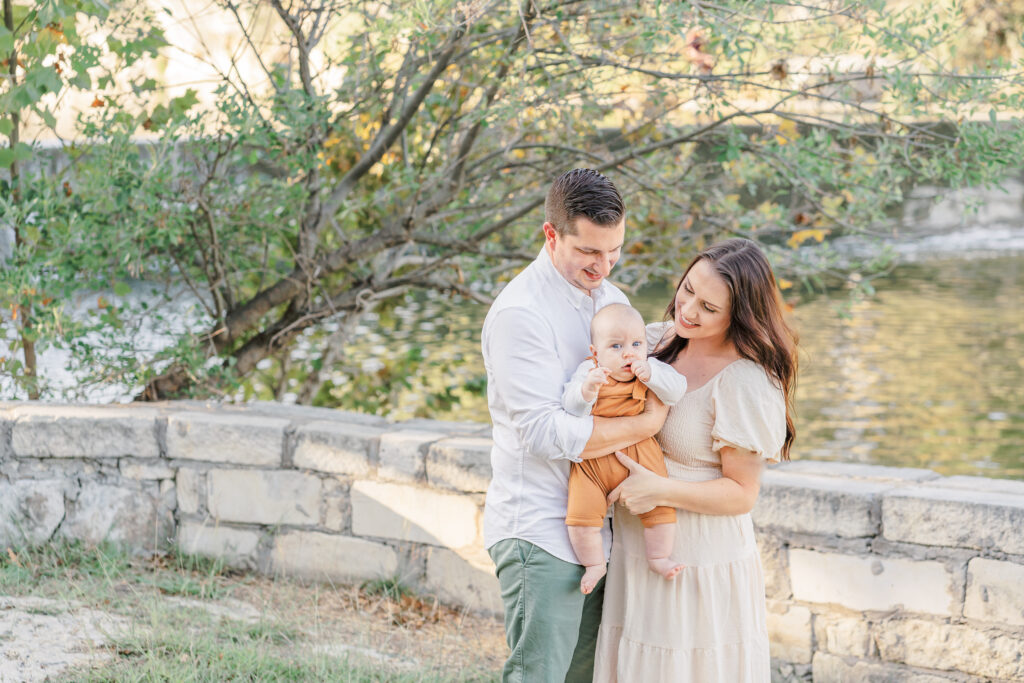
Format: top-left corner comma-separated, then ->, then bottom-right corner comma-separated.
606,451 -> 666,515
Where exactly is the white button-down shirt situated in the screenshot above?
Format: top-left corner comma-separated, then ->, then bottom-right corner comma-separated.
482,248 -> 629,564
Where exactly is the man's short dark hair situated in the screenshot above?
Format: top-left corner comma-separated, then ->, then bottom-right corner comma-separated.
545,168 -> 625,236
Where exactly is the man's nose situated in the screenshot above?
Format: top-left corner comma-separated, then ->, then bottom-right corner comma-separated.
594,254 -> 612,277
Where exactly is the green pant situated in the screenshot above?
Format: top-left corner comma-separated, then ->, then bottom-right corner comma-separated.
488,538 -> 605,683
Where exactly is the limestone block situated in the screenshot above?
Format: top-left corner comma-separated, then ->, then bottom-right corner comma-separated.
813,615 -> 873,657
377,430 -> 445,483
875,618 -> 1024,680
922,475 -> 1024,496
777,460 -> 939,483
754,471 -> 893,537
423,545 -> 502,614
59,482 -> 172,551
166,412 -> 287,466
766,601 -> 812,664
176,468 -> 203,515
271,531 -> 397,582
789,549 -> 954,615
0,480 -> 65,546
293,421 -> 383,476
119,460 -> 176,480
426,437 -> 493,493
882,484 -> 1024,554
321,477 -> 348,532
207,469 -> 321,526
812,653 -> 961,683
351,481 -> 479,548
177,521 -> 261,568
394,418 -> 490,437
10,405 -> 159,458
770,661 -> 812,683
240,402 -> 387,427
759,535 -> 791,600
964,557 -> 1024,626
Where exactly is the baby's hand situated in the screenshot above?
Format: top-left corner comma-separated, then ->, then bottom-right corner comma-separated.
581,366 -> 612,402
631,358 -> 652,383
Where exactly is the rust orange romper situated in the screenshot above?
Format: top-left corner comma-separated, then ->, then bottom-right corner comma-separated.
565,377 -> 677,529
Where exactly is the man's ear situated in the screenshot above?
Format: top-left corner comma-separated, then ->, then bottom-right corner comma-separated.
542,222 -> 558,248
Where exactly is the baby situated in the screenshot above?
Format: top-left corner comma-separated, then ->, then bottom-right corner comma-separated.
562,303 -> 687,594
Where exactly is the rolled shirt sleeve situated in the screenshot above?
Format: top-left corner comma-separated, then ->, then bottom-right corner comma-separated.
487,307 -> 594,462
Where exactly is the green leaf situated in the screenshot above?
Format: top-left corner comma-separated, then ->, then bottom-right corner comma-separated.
13,142 -> 33,162
113,281 -> 132,297
0,148 -> 13,167
0,119 -> 12,137
0,26 -> 13,54
989,109 -> 998,125
37,107 -> 57,129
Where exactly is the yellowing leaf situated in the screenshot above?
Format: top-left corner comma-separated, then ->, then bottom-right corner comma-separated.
787,228 -> 830,248
821,195 -> 844,213
775,118 -> 799,145
323,136 -> 342,149
778,278 -> 793,290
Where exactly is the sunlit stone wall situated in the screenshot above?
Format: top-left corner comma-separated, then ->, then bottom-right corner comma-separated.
2,402 -> 1023,682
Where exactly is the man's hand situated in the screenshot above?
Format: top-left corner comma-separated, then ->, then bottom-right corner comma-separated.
641,391 -> 669,436
581,366 -> 612,403
631,358 -> 652,383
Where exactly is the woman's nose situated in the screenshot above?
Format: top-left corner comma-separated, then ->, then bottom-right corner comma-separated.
679,299 -> 696,319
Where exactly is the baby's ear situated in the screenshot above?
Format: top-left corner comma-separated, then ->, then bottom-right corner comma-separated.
589,344 -> 597,356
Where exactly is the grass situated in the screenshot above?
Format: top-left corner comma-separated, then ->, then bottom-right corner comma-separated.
0,541 -> 502,682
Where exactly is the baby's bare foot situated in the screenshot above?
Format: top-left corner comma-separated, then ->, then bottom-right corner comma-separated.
580,564 -> 607,594
648,557 -> 685,580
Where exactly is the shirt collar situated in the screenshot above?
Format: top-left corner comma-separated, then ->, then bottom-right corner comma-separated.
536,247 -> 608,311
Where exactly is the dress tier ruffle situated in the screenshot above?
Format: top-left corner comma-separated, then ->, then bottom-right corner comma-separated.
593,324 -> 786,682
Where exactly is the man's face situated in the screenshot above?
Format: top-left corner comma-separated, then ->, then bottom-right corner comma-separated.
543,217 -> 626,294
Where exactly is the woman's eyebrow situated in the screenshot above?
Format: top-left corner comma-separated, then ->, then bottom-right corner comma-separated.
685,280 -> 722,310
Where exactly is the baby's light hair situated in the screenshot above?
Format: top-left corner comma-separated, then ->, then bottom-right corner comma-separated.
591,303 -> 646,343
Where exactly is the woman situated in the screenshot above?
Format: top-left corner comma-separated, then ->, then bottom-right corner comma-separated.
593,238 -> 798,682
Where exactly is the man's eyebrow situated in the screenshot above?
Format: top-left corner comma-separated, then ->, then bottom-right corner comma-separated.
577,243 -> 624,252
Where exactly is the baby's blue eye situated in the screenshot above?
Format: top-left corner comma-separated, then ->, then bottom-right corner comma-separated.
632,341 -> 642,347
611,343 -> 621,349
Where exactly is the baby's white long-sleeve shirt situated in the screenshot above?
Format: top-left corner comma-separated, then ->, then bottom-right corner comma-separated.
561,357 -> 687,417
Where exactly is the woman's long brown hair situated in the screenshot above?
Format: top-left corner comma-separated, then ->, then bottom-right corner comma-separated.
653,238 -> 799,459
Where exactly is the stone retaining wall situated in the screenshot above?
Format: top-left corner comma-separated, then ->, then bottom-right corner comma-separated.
2,402 -> 1023,682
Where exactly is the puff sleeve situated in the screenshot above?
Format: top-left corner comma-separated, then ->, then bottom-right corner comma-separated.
710,361 -> 787,464
645,321 -> 674,355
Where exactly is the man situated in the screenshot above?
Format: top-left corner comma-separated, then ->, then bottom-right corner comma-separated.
482,169 -> 668,682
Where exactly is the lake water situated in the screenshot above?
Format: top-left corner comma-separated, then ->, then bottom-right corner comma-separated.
352,251 -> 1024,480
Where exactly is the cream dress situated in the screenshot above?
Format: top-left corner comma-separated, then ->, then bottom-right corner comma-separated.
593,323 -> 786,682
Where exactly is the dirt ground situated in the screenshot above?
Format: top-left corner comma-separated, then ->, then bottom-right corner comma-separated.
229,575 -> 508,677
0,571 -> 507,681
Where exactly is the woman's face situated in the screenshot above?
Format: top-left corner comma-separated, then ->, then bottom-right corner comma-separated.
673,258 -> 732,343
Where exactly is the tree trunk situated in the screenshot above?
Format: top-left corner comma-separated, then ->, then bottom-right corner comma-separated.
3,0 -> 38,399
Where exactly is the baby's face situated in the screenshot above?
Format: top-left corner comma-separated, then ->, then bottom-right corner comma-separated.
591,316 -> 648,382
